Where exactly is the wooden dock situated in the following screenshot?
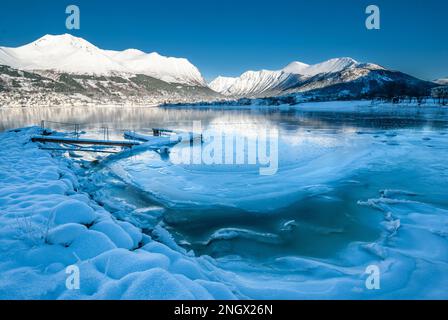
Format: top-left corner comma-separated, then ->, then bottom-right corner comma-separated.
33,120 -> 201,156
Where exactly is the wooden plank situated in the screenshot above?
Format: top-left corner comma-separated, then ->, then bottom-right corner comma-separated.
39,147 -> 118,154
31,135 -> 140,147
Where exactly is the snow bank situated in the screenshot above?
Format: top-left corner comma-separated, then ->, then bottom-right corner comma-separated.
0,127 -> 240,299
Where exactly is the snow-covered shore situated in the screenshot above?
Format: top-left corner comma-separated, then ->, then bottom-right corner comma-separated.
0,127 -> 240,299
1,126 -> 448,300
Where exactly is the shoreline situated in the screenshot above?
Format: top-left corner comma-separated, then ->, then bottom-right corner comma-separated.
1,99 -> 447,111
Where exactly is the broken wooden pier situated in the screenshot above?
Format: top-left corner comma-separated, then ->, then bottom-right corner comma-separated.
33,120 -> 201,155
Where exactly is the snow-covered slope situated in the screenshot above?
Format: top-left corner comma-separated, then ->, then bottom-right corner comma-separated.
0,34 -> 206,86
298,57 -> 358,76
208,76 -> 237,93
281,61 -> 310,74
105,49 -> 206,86
0,64 -> 220,107
435,78 -> 448,85
282,57 -> 360,77
209,57 -> 386,97
209,70 -> 300,97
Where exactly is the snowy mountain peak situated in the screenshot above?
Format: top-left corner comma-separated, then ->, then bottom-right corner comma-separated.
0,34 -> 206,86
282,57 -> 358,76
121,48 -> 146,56
25,34 -> 96,50
301,57 -> 358,76
324,57 -> 358,65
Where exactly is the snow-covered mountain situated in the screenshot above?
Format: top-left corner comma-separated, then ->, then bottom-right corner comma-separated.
0,64 -> 221,108
209,57 -> 437,100
0,34 -> 438,106
209,57 -> 389,97
0,34 -> 206,86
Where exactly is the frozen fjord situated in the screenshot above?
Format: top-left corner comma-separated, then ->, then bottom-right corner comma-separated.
1,102 -> 448,299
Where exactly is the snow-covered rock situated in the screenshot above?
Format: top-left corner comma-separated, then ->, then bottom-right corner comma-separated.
52,200 -> 97,225
91,221 -> 135,250
46,223 -> 89,247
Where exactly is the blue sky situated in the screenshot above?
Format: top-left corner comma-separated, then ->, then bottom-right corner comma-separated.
0,0 -> 446,81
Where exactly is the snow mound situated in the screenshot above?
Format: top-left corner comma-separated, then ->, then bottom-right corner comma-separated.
91,221 -> 135,250
46,223 -> 88,246
52,200 -> 97,225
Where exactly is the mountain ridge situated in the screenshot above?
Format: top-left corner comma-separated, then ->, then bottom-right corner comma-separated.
209,57 -> 434,99
0,34 -> 207,86
209,57 -> 379,96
